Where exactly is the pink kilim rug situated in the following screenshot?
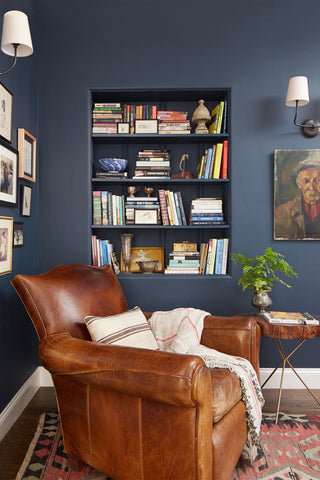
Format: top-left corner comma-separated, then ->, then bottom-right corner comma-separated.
15,412 -> 320,480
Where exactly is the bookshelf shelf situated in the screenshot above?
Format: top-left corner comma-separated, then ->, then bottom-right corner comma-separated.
90,87 -> 231,276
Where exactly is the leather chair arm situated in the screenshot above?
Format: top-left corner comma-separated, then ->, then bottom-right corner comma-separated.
39,333 -> 212,408
201,314 -> 261,376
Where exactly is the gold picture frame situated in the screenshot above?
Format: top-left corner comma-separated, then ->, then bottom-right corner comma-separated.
18,128 -> 36,182
0,216 -> 13,275
121,246 -> 164,273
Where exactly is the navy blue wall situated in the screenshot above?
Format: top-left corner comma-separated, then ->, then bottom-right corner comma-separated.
36,0 -> 320,370
0,0 -> 38,412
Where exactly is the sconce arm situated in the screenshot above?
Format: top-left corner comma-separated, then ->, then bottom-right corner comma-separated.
293,100 -> 320,138
0,44 -> 18,75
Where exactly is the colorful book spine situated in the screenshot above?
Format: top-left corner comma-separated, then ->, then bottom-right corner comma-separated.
220,140 -> 229,179
92,191 -> 102,225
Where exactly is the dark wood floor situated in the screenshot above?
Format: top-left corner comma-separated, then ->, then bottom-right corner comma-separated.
1,387 -> 320,480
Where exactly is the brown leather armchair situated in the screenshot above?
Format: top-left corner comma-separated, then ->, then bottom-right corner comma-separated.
12,263 -> 261,480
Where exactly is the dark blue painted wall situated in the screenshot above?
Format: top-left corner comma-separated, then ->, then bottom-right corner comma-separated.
0,0 -> 38,411
36,0 -> 320,370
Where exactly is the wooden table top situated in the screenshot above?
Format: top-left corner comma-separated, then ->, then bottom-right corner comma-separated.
256,316 -> 320,340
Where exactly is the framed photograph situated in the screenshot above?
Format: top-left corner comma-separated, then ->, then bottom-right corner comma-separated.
120,246 -> 164,273
13,221 -> 24,247
18,128 -> 36,182
0,139 -> 18,207
21,184 -> 32,217
0,216 -> 13,275
117,122 -> 130,134
0,83 -> 12,142
274,149 -> 320,240
134,209 -> 159,224
134,119 -> 158,134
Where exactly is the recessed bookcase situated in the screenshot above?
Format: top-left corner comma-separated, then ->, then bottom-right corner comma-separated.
90,88 -> 231,278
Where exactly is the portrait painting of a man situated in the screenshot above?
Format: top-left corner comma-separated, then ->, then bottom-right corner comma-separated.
274,149 -> 320,240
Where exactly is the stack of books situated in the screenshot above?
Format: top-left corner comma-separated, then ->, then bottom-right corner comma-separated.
158,189 -> 187,226
165,242 -> 200,274
91,236 -> 120,274
196,140 -> 228,179
190,198 -> 224,225
92,191 -> 125,225
92,103 -> 123,134
261,311 -> 319,325
199,238 -> 229,275
208,100 -> 227,134
133,149 -> 171,179
157,111 -> 191,134
125,196 -> 160,225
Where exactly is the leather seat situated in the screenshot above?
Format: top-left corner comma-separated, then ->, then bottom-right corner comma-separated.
11,263 -> 261,480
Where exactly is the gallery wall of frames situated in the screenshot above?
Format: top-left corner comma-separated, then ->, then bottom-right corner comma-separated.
0,81 -> 36,275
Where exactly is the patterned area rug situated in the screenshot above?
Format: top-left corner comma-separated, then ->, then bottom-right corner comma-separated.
15,412 -> 320,480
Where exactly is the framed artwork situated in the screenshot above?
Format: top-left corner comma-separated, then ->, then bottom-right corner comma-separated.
21,184 -> 32,217
0,83 -> 12,142
117,122 -> 130,134
0,216 -> 13,275
0,139 -> 18,206
274,149 -> 320,240
134,119 -> 158,134
18,128 -> 36,182
120,246 -> 164,273
13,221 -> 24,247
134,209 -> 159,224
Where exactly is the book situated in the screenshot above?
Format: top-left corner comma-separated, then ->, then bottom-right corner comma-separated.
92,191 -> 102,225
261,311 -> 319,325
173,242 -> 197,252
221,238 -> 229,275
208,104 -> 220,134
220,140 -> 229,179
158,189 -> 170,226
212,143 -> 223,179
215,101 -> 224,134
199,243 -> 208,274
208,239 -> 217,274
214,238 -> 224,274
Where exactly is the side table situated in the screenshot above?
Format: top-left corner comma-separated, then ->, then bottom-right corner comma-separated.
256,317 -> 320,423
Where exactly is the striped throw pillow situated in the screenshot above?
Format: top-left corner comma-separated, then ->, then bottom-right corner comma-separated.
84,306 -> 158,350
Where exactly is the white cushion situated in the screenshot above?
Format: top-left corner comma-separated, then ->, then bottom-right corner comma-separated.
84,306 -> 159,350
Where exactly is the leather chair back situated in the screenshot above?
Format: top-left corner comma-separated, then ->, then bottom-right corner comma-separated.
11,264 -> 128,341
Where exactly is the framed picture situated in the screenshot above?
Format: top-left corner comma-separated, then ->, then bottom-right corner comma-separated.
21,184 -> 32,216
134,119 -> 158,134
0,139 -> 18,206
134,209 -> 159,224
0,216 -> 13,275
274,149 -> 320,240
117,122 -> 130,134
120,246 -> 164,273
0,83 -> 12,142
18,128 -> 36,182
13,221 -> 24,247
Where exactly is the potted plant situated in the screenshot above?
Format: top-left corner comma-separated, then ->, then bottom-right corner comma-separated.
231,247 -> 298,312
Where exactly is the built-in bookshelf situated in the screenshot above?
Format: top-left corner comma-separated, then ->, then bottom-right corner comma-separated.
90,88 -> 231,277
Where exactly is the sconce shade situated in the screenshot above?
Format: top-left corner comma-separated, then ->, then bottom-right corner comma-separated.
286,76 -> 310,107
1,10 -> 33,57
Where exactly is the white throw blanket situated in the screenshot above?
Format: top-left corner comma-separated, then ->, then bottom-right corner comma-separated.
149,307 -> 264,457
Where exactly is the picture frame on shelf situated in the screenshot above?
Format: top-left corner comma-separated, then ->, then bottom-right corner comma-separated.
134,209 -> 159,225
134,119 -> 158,134
13,221 -> 24,247
0,216 -> 13,275
117,122 -> 130,134
0,83 -> 12,142
0,139 -> 18,207
21,184 -> 32,217
18,128 -> 36,182
120,246 -> 164,273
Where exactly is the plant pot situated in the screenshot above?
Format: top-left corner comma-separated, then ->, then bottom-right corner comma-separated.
251,290 -> 272,313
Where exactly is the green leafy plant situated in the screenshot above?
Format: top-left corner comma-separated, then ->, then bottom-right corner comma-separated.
231,247 -> 298,293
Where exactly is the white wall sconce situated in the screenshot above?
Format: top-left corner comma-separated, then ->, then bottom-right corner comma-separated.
0,10 -> 33,75
286,76 -> 320,138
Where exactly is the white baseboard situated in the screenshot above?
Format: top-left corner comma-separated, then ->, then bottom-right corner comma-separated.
0,367 -> 53,442
1,367 -> 319,442
260,367 -> 320,389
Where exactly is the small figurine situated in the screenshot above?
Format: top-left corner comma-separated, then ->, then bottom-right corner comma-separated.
192,99 -> 211,134
171,154 -> 195,179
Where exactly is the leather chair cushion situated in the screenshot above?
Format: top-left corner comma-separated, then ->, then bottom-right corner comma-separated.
84,306 -> 159,350
210,368 -> 242,422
